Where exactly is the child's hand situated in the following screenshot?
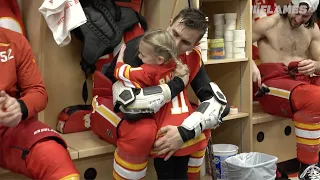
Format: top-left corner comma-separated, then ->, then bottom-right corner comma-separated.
117,44 -> 126,63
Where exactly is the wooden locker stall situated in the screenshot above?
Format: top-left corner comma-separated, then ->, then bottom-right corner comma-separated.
0,0 -> 297,179
195,0 -> 253,154
0,0 -> 204,179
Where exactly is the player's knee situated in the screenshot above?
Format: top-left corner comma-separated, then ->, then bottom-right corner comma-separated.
292,85 -> 320,124
26,139 -> 78,179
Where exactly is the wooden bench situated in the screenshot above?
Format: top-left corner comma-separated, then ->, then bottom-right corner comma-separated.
252,102 -> 296,162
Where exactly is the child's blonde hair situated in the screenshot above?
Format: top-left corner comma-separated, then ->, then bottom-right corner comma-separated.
140,29 -> 189,78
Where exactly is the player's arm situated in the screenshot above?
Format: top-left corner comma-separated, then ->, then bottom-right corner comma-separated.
177,58 -> 230,142
252,14 -> 278,43
308,24 -> 320,73
16,35 -> 48,120
190,63 -> 215,101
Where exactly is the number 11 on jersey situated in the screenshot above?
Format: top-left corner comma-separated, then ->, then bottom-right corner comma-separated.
171,92 -> 189,114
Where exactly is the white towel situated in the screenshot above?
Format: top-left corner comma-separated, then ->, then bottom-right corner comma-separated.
39,0 -> 87,47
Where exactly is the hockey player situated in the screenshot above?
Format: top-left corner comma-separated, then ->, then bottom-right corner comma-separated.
91,8 -> 229,179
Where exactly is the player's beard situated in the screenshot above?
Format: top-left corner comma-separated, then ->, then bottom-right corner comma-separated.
288,17 -> 303,28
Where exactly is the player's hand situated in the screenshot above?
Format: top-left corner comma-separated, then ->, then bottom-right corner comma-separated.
117,44 -> 126,63
179,74 -> 189,87
252,62 -> 262,87
0,91 -> 22,127
153,125 -> 184,161
298,59 -> 317,75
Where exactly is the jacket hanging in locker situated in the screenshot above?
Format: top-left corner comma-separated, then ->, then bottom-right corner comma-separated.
0,0 -> 25,36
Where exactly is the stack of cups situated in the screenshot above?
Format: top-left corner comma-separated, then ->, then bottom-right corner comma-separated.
224,13 -> 237,58
210,38 -> 225,59
213,14 -> 224,38
199,17 -> 209,62
233,30 -> 246,58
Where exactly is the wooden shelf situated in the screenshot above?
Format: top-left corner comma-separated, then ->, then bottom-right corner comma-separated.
223,112 -> 249,121
204,58 -> 248,65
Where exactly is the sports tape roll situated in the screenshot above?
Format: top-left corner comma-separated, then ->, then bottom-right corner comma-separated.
225,13 -> 237,20
225,24 -> 236,30
233,30 -> 245,36
213,13 -> 224,21
210,39 -> 225,59
233,47 -> 245,53
199,41 -> 208,50
226,19 -> 236,25
208,50 -> 225,59
233,30 -> 245,41
225,43 -> 233,52
203,32 -> 208,38
199,38 -> 207,43
233,40 -> 245,47
233,52 -> 246,58
215,25 -> 224,30
233,35 -> 245,41
225,52 -> 233,58
214,35 -> 223,39
210,38 -> 224,44
199,37 -> 208,43
214,19 -> 224,25
210,39 -> 224,48
224,35 -> 233,41
224,30 -> 233,36
201,52 -> 208,62
225,47 -> 233,53
224,41 -> 233,47
229,106 -> 238,115
215,29 -> 224,36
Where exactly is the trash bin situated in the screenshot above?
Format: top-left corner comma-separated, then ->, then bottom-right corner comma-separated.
225,152 -> 278,180
211,144 -> 239,180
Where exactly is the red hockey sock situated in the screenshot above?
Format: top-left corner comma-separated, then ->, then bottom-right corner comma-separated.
26,139 -> 79,179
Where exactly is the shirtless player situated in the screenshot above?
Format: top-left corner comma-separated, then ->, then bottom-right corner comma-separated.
253,0 -> 320,179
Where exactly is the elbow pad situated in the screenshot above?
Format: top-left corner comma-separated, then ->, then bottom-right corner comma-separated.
112,81 -> 171,115
181,82 -> 230,137
112,81 -> 136,112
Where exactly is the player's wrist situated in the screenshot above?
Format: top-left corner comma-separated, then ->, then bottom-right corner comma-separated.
177,126 -> 195,142
167,76 -> 184,99
315,61 -> 320,73
17,99 -> 28,120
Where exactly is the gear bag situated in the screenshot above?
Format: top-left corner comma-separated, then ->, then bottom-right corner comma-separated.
56,0 -> 146,134
73,0 -> 147,104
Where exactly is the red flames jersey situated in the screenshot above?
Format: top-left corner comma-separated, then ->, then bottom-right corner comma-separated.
115,47 -> 208,156
0,27 -> 47,120
0,0 -> 25,36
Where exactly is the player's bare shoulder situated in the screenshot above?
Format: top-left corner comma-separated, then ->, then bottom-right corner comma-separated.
257,14 -> 280,29
252,14 -> 281,42
310,23 -> 320,40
